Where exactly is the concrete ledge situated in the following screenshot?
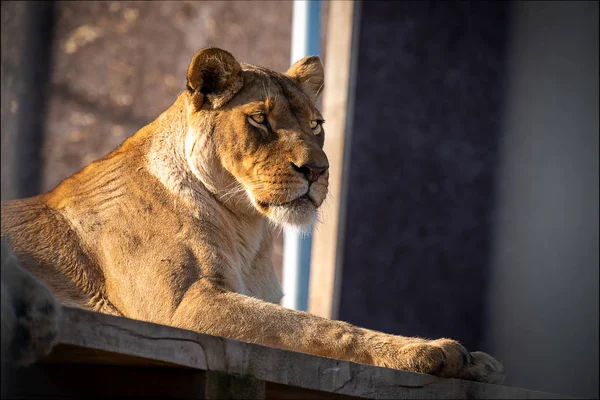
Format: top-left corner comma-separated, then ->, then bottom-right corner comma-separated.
10,307 -> 576,399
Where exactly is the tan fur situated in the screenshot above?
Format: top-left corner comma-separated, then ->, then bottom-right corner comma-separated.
0,48 -> 503,383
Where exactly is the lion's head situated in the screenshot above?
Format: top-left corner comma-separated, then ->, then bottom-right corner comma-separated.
182,48 -> 329,229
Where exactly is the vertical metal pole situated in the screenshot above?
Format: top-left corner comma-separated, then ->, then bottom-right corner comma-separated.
1,1 -> 55,200
282,0 -> 321,311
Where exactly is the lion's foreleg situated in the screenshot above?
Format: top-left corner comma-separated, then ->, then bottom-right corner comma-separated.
168,280 -> 504,384
170,281 -> 373,363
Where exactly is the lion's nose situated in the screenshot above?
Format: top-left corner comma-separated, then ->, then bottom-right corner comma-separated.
292,163 -> 329,184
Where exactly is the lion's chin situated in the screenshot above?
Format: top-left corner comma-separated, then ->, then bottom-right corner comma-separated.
257,196 -> 318,230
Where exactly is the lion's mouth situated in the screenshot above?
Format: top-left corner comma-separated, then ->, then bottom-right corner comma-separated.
257,193 -> 312,208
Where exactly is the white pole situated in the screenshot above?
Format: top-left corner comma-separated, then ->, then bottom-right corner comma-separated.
282,0 -> 321,311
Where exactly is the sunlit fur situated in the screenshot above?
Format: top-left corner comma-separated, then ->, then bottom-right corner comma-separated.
0,48 -> 504,383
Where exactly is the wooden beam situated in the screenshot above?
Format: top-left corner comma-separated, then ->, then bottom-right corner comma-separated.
308,0 -> 360,320
3,306 -> 575,399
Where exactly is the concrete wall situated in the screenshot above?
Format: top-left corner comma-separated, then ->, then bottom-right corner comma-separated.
41,1 -> 297,193
487,2 -> 599,398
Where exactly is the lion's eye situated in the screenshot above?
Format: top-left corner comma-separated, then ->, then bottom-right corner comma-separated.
250,113 -> 266,124
310,120 -> 323,135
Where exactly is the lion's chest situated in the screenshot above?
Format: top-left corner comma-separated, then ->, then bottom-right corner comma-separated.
92,203 -> 283,305
227,228 -> 283,304
236,258 -> 283,304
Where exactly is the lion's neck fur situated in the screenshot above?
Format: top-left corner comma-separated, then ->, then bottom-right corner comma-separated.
145,95 -> 208,215
141,94 -> 280,301
146,94 -> 260,220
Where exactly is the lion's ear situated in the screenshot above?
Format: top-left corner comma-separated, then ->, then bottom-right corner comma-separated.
285,56 -> 324,103
186,47 -> 244,109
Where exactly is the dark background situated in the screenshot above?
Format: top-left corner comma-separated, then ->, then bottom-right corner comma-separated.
339,1 -> 508,350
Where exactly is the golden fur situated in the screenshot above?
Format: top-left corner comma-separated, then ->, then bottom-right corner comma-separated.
1,48 -> 503,382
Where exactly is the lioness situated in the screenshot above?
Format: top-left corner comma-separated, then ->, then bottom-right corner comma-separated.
1,47 -> 503,383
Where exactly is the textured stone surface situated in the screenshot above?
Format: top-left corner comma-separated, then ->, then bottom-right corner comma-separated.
338,1 -> 509,351
42,0 -> 298,192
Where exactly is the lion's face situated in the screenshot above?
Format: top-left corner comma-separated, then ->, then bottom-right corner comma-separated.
184,49 -> 329,228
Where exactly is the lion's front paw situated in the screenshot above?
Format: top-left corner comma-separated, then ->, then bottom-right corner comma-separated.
368,337 -> 505,384
462,351 -> 505,384
1,280 -> 62,367
13,288 -> 61,366
424,339 -> 505,384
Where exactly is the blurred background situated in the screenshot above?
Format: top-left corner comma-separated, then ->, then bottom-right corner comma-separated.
1,1 -> 597,398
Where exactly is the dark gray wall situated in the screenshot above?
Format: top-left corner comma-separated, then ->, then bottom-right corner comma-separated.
337,1 -> 599,397
487,2 -> 599,398
338,1 -> 509,351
